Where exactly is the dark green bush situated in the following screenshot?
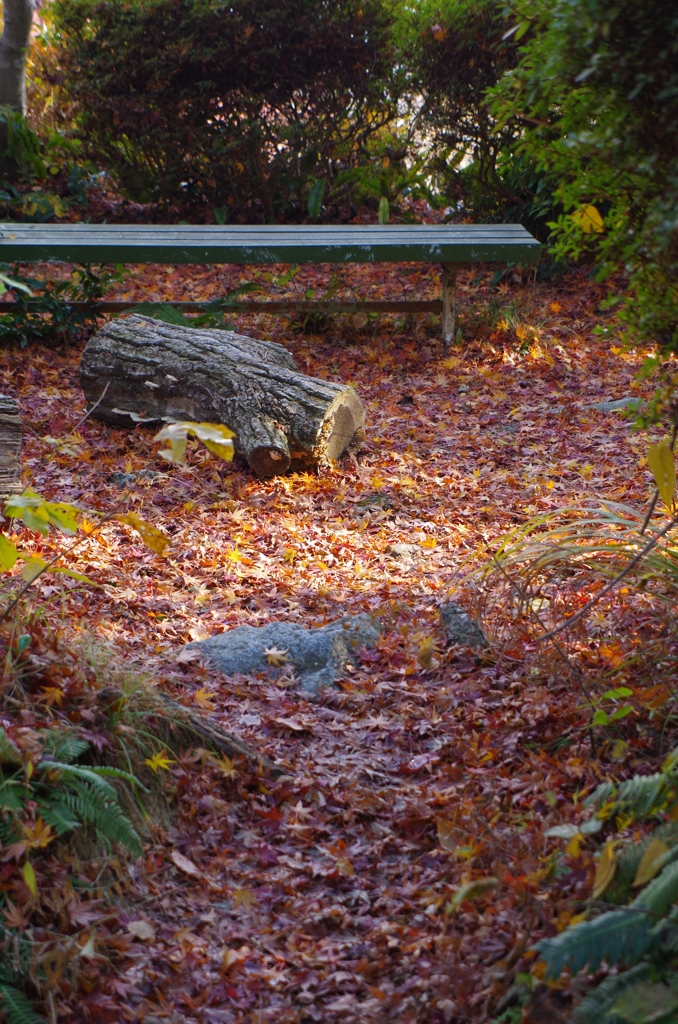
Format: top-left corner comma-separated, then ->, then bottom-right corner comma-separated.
37,0 -> 399,221
491,0 -> 678,348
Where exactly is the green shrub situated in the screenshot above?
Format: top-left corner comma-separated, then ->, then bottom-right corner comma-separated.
37,0 -> 399,220
395,0 -> 556,232
537,751 -> 678,1023
491,0 -> 678,348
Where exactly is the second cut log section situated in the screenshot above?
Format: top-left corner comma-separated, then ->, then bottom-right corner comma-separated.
79,315 -> 365,477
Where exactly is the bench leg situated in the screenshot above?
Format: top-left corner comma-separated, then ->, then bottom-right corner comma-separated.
441,262 -> 465,348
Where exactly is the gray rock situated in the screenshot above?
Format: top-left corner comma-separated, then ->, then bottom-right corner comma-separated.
387,543 -> 418,559
186,613 -> 381,693
439,601 -> 488,650
588,397 -> 640,412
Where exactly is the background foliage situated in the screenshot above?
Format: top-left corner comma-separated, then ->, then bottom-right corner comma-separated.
35,0 -> 399,220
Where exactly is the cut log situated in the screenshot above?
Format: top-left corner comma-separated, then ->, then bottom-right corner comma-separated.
79,315 -> 365,477
0,395 -> 22,499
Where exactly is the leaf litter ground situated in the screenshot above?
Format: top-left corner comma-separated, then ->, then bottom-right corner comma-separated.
1,262 -> 671,1023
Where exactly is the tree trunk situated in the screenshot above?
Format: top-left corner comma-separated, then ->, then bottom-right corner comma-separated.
0,395 -> 22,500
79,315 -> 365,478
0,0 -> 35,114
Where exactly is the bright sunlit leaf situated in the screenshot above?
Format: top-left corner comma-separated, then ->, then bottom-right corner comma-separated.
264,646 -> 289,666
22,860 -> 37,897
0,534 -> 18,570
647,442 -> 676,509
154,421 -> 235,465
145,750 -> 176,773
592,840 -> 617,899
115,512 -> 170,555
633,838 -> 669,888
571,204 -> 604,234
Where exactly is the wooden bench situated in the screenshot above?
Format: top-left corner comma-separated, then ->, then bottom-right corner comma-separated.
0,222 -> 540,344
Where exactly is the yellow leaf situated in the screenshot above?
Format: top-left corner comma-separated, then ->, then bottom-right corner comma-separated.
218,755 -> 238,780
336,857 -> 355,876
264,646 -> 289,667
647,442 -> 676,509
0,534 -> 18,571
566,832 -> 585,858
145,749 -> 176,773
233,887 -> 258,910
154,421 -> 235,465
418,635 -> 437,669
633,838 -> 670,888
115,512 -> 169,555
23,817 -> 53,850
194,687 -> 216,710
420,536 -> 437,550
40,686 -> 65,706
571,204 -> 605,234
592,840 -> 617,899
22,861 -> 37,897
225,545 -> 243,563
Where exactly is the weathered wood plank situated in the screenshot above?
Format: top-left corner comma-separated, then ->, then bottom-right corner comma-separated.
0,223 -> 541,265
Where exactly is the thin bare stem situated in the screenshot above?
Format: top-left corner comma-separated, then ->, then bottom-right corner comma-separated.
67,380 -> 110,437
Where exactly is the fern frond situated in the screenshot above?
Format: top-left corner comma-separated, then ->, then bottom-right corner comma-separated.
0,729 -> 22,766
81,764 -> 148,792
40,731 -> 89,765
571,963 -> 654,1023
42,762 -> 118,799
536,909 -> 654,979
0,816 -> 20,847
586,772 -> 675,821
634,858 -> 678,917
35,799 -> 80,836
0,983 -> 45,1024
0,774 -> 26,812
60,786 -> 142,856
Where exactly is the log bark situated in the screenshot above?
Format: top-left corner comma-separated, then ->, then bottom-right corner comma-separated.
0,396 -> 22,499
79,315 -> 365,478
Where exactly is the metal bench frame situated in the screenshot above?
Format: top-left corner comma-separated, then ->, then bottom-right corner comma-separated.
0,222 -> 540,345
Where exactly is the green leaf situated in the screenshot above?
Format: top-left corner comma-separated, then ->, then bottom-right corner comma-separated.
128,302 -> 192,325
611,706 -> 633,721
378,196 -> 389,224
593,709 -> 610,726
0,534 -> 18,570
21,558 -> 45,582
22,861 -> 37,897
307,178 -> 326,221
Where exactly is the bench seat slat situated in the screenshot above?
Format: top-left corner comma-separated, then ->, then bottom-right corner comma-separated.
0,223 -> 541,265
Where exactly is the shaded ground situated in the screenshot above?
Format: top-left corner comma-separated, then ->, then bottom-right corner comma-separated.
1,263 -> 666,1023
